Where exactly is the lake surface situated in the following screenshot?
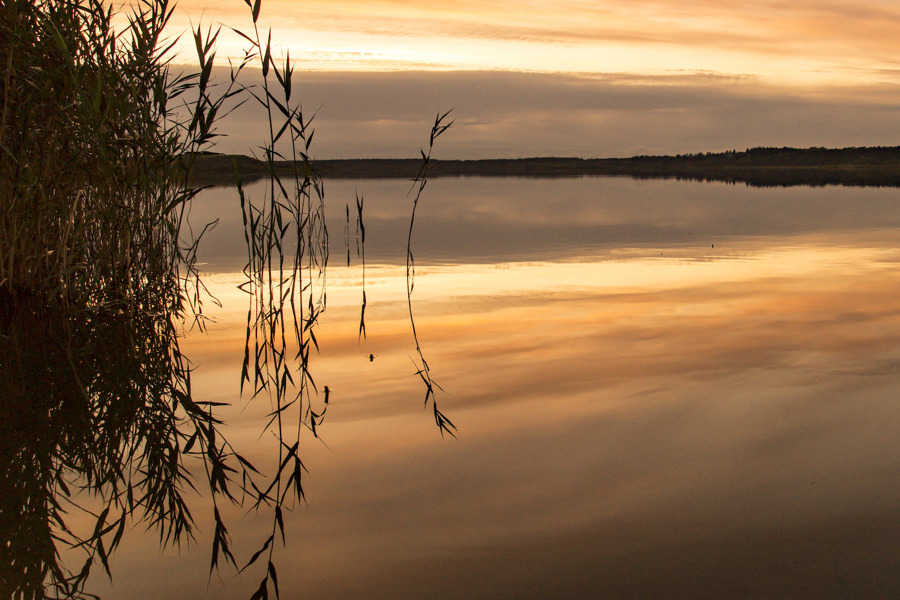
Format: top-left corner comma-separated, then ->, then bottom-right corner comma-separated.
90,176 -> 900,599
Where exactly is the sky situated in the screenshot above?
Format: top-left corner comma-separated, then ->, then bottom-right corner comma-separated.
155,1 -> 900,158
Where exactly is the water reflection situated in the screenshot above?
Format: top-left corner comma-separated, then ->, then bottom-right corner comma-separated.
193,177 -> 900,269
93,178 -> 900,599
1,270 -> 200,598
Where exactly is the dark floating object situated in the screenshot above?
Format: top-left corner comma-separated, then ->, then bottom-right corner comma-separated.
369,354 -> 375,362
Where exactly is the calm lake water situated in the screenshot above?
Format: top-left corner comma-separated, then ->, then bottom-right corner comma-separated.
89,176 -> 900,599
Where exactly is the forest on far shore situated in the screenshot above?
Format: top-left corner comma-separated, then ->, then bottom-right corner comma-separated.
188,146 -> 900,188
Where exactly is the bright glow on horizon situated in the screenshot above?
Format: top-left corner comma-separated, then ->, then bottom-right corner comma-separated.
150,0 -> 900,87
108,0 -> 900,157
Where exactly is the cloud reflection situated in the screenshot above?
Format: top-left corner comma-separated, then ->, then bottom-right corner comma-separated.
89,177 -> 900,599
192,176 -> 900,269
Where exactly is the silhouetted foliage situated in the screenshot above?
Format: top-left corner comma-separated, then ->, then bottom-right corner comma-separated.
189,146 -> 900,187
0,0 -> 231,597
0,0 -> 451,598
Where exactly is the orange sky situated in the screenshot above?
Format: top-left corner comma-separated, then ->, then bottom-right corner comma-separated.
165,0 -> 900,85
140,1 -> 900,157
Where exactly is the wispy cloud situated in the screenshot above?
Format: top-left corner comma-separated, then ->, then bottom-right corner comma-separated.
210,68 -> 900,159
168,0 -> 900,83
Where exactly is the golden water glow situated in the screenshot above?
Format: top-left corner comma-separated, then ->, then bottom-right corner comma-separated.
82,174 -> 900,598
91,228 -> 900,599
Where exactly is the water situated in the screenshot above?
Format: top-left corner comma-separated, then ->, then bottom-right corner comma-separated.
91,177 -> 900,599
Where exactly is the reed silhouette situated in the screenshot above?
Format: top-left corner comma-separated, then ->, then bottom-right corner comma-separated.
406,111 -> 457,438
0,0 -> 452,598
0,1 -> 228,595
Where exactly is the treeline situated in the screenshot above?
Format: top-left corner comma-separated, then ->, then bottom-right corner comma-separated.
189,146 -> 900,187
626,146 -> 900,168
585,146 -> 900,187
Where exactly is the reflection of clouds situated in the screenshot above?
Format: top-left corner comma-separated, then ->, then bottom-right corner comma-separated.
300,260 -> 900,594
191,234 -> 900,425
112,169 -> 900,599
97,222 -> 900,598
192,177 -> 900,269
292,244 -> 900,597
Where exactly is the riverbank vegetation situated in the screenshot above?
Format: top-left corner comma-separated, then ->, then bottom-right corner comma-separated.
190,146 -> 900,187
0,0 -> 248,596
0,1 -> 450,598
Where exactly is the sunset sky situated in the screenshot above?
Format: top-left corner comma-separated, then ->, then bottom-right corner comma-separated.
158,1 -> 900,158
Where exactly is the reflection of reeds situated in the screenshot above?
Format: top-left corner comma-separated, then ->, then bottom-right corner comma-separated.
2,1 -> 458,597
357,193 -> 367,341
0,0 -> 242,596
228,3 -> 331,595
406,111 -> 457,437
344,202 -> 351,266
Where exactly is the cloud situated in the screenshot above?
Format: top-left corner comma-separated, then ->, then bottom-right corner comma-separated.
202,68 -> 900,159
165,1 -> 900,80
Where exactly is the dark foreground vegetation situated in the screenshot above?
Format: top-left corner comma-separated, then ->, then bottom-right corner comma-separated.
0,0 -> 451,599
191,146 -> 900,187
2,0 -> 895,597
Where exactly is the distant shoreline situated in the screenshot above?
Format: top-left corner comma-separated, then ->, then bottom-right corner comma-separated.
188,146 -> 900,188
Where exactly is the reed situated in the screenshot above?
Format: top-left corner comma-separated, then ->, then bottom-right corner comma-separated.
225,5 -> 330,595
406,111 -> 457,437
0,0 -> 453,598
0,1 -> 231,597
